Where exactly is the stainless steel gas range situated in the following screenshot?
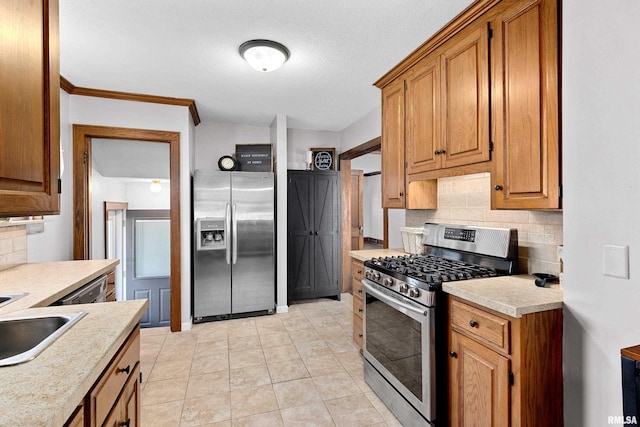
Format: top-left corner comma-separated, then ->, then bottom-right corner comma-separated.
362,223 -> 518,426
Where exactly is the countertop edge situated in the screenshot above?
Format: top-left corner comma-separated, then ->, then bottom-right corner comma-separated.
443,284 -> 563,318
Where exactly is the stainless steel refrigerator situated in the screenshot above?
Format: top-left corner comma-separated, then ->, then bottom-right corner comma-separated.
192,170 -> 275,322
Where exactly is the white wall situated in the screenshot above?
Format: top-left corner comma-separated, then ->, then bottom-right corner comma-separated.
27,90 -> 74,262
340,106 -> 381,151
126,182 -> 171,210
195,122 -> 271,171
90,172 -> 127,259
287,128 -> 341,170
563,2 -> 640,425
272,115 -> 288,312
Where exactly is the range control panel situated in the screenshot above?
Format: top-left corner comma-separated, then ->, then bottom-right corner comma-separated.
444,227 -> 476,242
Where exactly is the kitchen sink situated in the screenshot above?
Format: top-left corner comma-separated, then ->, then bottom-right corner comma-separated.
0,312 -> 87,367
0,292 -> 28,309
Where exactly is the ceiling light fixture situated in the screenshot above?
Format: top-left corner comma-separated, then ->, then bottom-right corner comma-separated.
150,180 -> 162,193
239,39 -> 290,72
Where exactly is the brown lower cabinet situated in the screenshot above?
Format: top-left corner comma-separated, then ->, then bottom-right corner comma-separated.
64,326 -> 141,427
351,259 -> 364,351
448,297 -> 563,426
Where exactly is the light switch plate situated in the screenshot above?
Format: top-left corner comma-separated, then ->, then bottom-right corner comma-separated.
603,245 -> 629,279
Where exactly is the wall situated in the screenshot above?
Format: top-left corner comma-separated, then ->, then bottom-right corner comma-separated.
27,89 -> 74,263
0,225 -> 27,271
351,154 -> 383,241
287,128 -> 341,170
406,173 -> 563,275
194,122 -> 270,171
90,172 -> 127,259
563,2 -> 640,425
340,106 -> 381,152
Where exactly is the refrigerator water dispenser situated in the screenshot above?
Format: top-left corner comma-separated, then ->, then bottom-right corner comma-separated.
196,217 -> 226,251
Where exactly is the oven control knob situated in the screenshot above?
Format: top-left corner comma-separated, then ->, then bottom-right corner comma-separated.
383,277 -> 394,288
408,287 -> 421,298
373,272 -> 381,281
364,270 -> 372,279
398,283 -> 409,294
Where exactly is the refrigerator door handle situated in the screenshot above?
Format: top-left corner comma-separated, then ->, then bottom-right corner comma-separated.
225,202 -> 231,265
232,203 -> 238,264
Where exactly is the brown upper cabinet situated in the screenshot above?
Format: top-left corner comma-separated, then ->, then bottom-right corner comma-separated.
0,0 -> 61,216
376,0 -> 560,210
490,0 -> 560,209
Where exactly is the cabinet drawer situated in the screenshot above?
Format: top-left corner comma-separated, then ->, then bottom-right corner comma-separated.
352,279 -> 364,301
353,294 -> 364,319
450,299 -> 510,354
352,261 -> 364,281
353,313 -> 363,349
90,328 -> 140,427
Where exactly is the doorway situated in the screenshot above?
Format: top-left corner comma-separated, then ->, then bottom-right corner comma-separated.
126,209 -> 171,328
339,136 -> 388,293
72,125 -> 182,332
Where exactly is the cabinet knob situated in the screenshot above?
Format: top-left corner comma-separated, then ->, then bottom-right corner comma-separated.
434,150 -> 440,155
358,308 -> 363,313
358,333 -> 363,338
120,419 -> 131,427
357,289 -> 363,294
494,184 -> 503,191
357,270 -> 362,274
469,320 -> 479,328
399,192 -> 404,197
449,351 -> 457,358
119,365 -> 131,375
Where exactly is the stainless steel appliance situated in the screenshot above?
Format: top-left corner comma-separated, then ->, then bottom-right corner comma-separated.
362,223 -> 518,426
53,274 -> 107,305
192,170 -> 275,322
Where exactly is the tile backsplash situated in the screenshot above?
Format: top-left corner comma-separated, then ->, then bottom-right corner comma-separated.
0,224 -> 27,271
405,173 -> 563,276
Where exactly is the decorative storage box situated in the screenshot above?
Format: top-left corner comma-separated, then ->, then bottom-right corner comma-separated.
401,227 -> 425,255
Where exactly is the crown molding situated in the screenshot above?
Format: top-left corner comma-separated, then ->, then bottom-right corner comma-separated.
60,76 -> 201,125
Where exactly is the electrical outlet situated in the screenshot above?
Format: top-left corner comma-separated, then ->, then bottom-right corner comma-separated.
603,245 -> 629,279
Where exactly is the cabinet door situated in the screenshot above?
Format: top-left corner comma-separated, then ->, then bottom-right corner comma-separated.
491,0 -> 560,209
121,364 -> 140,427
406,55 -> 441,174
450,332 -> 510,427
287,172 -> 314,295
381,78 -> 406,208
313,173 -> 340,293
440,20 -> 491,169
0,0 -> 60,216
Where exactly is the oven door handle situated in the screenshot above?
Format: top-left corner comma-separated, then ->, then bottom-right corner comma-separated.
362,280 -> 428,317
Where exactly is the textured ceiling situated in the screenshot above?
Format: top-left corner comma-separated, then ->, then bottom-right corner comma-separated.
60,0 -> 474,131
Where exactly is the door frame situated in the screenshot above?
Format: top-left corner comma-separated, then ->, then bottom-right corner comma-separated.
72,124 -> 182,332
339,136 -> 387,293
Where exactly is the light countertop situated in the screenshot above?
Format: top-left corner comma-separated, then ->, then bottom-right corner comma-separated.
0,260 -> 147,426
0,259 -> 119,312
349,248 -> 407,262
349,249 -> 563,317
443,275 -> 563,318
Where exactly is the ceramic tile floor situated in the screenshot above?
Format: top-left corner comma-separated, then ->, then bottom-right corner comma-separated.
139,293 -> 402,427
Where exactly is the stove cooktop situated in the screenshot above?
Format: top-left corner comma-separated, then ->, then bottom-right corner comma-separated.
368,254 -> 501,284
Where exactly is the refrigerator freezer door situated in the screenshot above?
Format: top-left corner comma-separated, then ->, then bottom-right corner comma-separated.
193,171 -> 231,319
231,172 -> 275,314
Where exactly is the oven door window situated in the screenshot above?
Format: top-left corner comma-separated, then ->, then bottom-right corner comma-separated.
365,293 -> 424,400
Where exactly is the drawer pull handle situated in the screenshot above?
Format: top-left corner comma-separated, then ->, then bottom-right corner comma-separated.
120,419 -> 131,427
358,308 -> 363,313
469,320 -> 479,328
357,270 -> 362,274
357,289 -> 363,294
449,351 -> 457,358
119,365 -> 131,375
358,333 -> 363,338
